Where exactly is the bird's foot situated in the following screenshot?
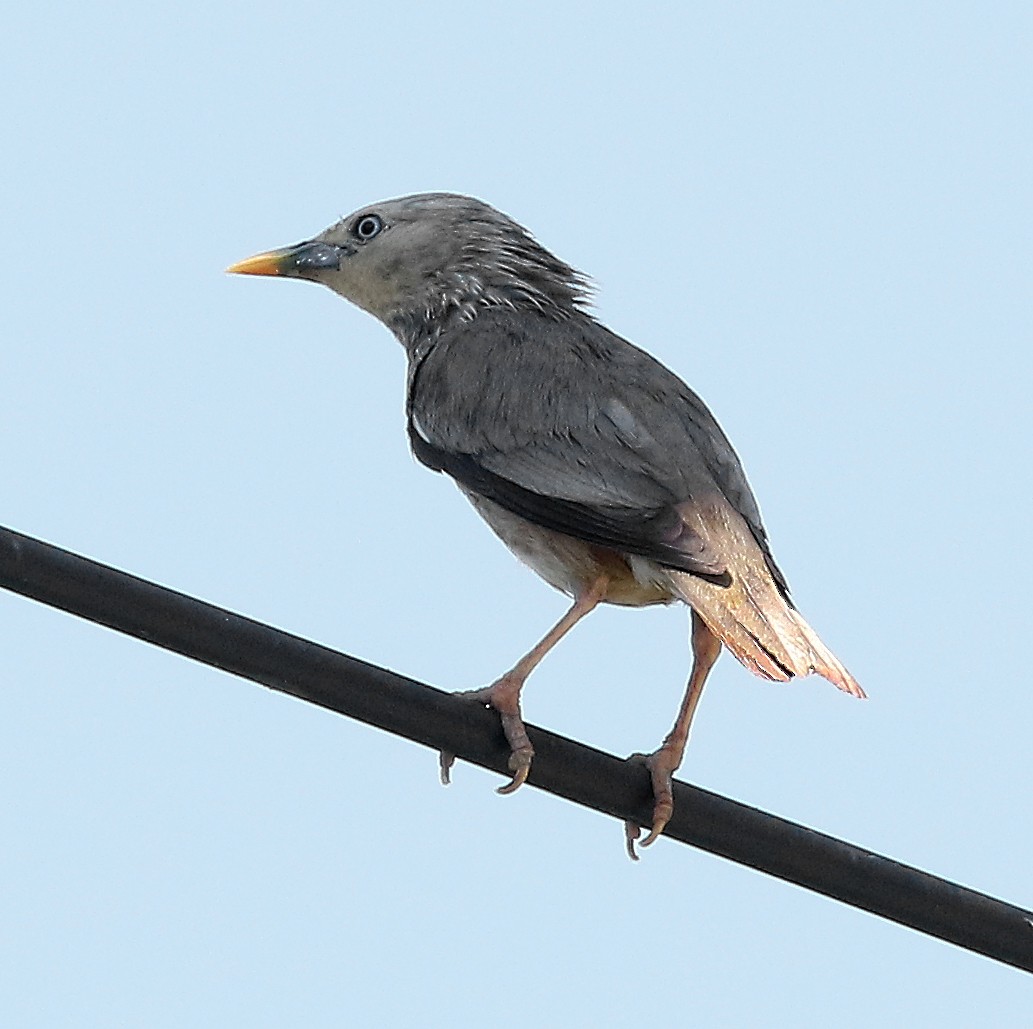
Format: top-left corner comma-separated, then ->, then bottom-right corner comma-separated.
623,744 -> 682,860
438,676 -> 534,794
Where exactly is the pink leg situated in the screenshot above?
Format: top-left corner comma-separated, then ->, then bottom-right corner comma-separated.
625,610 -> 721,859
441,575 -> 609,793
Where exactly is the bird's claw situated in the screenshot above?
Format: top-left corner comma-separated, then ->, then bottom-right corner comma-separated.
496,745 -> 533,794
624,820 -> 643,861
624,749 -> 678,860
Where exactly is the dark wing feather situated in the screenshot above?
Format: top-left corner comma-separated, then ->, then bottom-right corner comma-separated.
408,308 -> 788,594
408,423 -> 730,583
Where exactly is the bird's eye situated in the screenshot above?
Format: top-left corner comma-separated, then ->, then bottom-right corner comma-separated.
354,214 -> 383,241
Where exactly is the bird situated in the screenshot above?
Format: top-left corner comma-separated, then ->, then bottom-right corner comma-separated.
227,192 -> 864,858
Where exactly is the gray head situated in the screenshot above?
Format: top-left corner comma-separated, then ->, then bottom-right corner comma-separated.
227,192 -> 592,346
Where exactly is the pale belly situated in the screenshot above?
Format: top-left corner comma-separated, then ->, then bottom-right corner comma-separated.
461,488 -> 675,607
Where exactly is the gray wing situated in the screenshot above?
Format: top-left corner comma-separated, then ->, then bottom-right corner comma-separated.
408,308 -> 788,593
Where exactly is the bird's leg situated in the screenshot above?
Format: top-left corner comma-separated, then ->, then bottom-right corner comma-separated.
441,574 -> 609,794
625,611 -> 721,860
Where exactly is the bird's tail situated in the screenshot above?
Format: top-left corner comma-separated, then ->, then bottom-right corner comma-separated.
665,507 -> 865,699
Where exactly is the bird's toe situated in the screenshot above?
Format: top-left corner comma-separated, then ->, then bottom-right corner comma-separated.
439,750 -> 456,786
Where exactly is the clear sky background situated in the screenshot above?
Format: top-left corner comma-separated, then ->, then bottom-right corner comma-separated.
3,3 -> 1031,1025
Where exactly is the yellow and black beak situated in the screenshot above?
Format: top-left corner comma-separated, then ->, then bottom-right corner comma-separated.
226,241 -> 344,278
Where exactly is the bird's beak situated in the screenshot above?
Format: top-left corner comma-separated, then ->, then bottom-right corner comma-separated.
226,240 -> 343,278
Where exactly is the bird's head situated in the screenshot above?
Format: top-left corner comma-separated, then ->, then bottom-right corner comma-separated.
227,193 -> 591,344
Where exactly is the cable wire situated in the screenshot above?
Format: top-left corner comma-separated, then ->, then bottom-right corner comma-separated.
1,523 -> 1031,973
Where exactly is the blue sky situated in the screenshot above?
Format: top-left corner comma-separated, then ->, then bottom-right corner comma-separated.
3,3 -> 1031,1025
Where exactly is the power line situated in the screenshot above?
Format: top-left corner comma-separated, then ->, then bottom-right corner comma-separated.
1,523 -> 1031,973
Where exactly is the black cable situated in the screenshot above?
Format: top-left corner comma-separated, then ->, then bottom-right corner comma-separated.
1,524 -> 1031,973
